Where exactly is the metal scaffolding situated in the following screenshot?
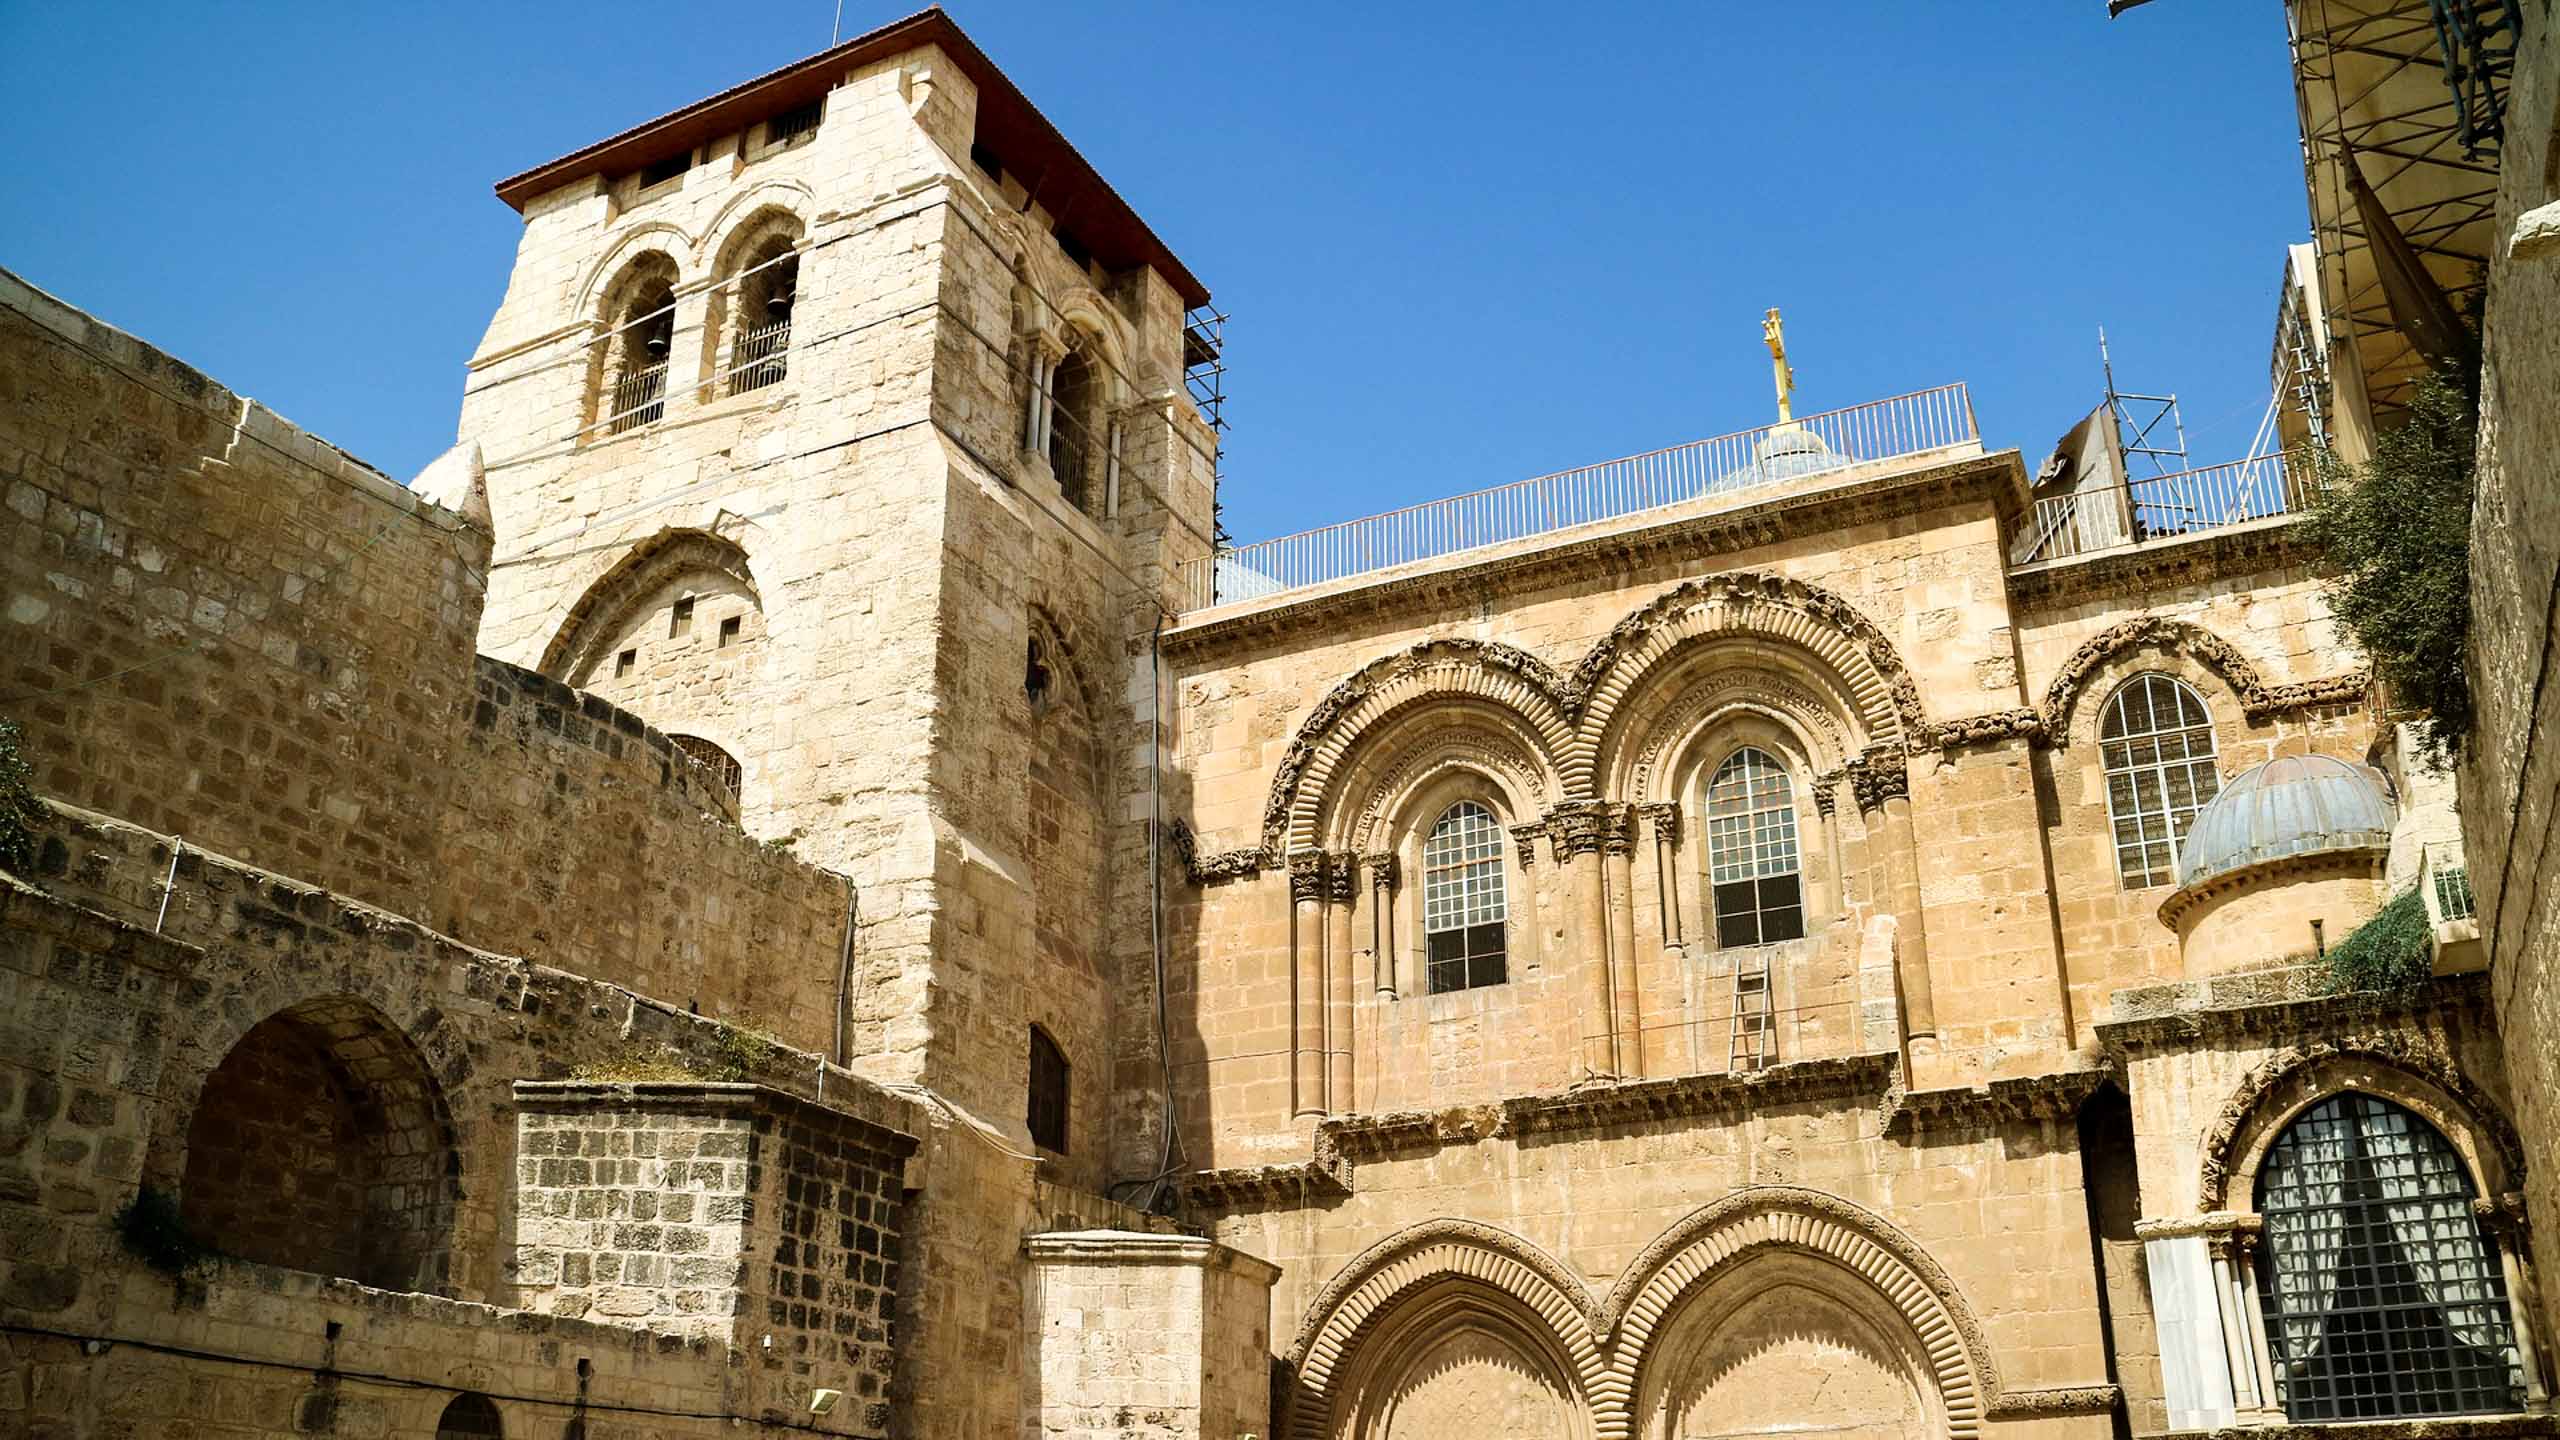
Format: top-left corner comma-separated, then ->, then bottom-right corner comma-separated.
2286,0 -> 2515,433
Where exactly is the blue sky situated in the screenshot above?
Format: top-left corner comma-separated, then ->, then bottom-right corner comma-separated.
0,2 -> 2303,547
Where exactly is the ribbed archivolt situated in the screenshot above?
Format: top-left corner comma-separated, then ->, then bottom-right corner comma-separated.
1600,1192 -> 1989,1440
1283,1193 -> 1994,1440
1287,661 -> 1574,852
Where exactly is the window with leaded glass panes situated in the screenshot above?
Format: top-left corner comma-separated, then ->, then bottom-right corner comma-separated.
2255,1093 -> 2523,1420
1421,801 -> 1507,993
2100,674 -> 2221,888
1706,747 -> 1804,947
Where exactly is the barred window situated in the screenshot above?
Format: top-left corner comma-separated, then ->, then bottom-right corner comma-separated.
2100,674 -> 2221,888
2255,1093 -> 2523,1420
1421,801 -> 1507,993
1706,747 -> 1803,947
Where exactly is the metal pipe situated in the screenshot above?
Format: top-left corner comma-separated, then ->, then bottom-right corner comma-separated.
833,877 -> 858,1067
155,837 -> 182,933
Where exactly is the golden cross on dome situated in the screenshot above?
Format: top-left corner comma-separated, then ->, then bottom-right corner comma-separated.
1762,307 -> 1796,425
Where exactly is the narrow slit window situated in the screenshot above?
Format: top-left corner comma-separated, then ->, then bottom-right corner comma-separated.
670,596 -> 695,638
1706,747 -> 1804,947
615,648 -> 637,678
1027,1026 -> 1069,1153
1421,801 -> 1507,993
718,615 -> 742,648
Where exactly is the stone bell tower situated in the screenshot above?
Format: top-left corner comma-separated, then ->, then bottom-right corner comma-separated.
453,10 -> 1221,1182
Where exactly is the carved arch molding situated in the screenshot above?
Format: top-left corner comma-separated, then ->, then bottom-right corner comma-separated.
1277,1188 -> 2093,1440
2196,1035 -> 2527,1211
538,528 -> 761,681
1187,598 -> 2372,882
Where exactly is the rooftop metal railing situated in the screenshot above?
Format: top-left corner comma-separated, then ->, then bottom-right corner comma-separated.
2012,453 -> 2314,566
1178,383 -> 1979,612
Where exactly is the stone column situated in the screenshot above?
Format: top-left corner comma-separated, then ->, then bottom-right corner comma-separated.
2209,1221 -> 2282,1424
1326,851 -> 1358,1113
1852,754 -> 1937,1045
1551,801 -> 1618,1077
1365,853 -> 1399,999
1603,804 -> 1643,1077
2480,1193 -> 2555,1410
1643,803 -> 1683,951
1287,850 -> 1327,1118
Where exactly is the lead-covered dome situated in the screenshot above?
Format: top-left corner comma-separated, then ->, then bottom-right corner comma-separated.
2175,754 -> 2397,887
1716,425 -> 1850,490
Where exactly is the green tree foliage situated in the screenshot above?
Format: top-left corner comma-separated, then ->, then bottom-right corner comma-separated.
2305,374 -> 2477,758
0,719 -> 43,876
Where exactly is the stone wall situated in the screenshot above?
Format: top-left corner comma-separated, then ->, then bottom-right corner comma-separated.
0,267 -> 486,918
2462,3 -> 2560,1359
0,270 -> 875,1062
1020,1231 -> 1280,1440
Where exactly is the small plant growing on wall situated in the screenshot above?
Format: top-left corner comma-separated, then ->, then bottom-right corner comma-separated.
2321,887 -> 2434,996
0,719 -> 43,876
2305,373 -> 2478,761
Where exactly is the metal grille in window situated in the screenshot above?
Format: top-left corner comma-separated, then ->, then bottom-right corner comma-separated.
729,316 -> 791,394
2255,1092 -> 2522,1420
667,734 -> 742,805
1422,801 -> 1506,993
1027,1026 -> 1069,1153
2100,674 -> 2220,888
767,100 -> 822,149
2435,864 -> 2478,922
1706,747 -> 1803,947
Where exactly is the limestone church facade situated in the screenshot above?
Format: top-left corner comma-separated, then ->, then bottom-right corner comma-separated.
1,10 -> 2552,1440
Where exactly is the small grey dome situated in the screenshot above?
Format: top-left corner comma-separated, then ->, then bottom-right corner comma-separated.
1716,425 -> 1850,491
2175,754 -> 2397,888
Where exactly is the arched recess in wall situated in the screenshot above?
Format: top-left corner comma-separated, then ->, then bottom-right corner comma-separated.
1021,607 -> 1110,1185
703,204 -> 805,397
1574,572 -> 1922,794
1271,639 -> 1577,859
1604,1188 -> 1995,1440
1284,1220 -> 1606,1440
538,528 -> 764,684
177,995 -> 461,1294
2039,614 -> 2368,746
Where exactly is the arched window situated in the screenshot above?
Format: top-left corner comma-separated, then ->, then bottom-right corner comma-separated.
596,258 -> 678,435
1706,747 -> 1803,947
2100,674 -> 2221,888
725,233 -> 798,395
1027,1025 -> 1070,1153
1421,801 -> 1507,993
1047,344 -> 1097,510
435,1393 -> 504,1440
2254,1093 -> 2523,1419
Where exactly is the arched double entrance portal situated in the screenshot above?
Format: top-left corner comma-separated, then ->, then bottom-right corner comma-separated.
1287,1190 -> 1987,1440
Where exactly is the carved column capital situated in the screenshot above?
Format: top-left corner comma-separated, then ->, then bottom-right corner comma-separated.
1326,850 -> 1359,904
2476,1191 -> 2533,1247
1848,758 -> 1909,812
1508,821 -> 1547,870
1548,801 -> 1613,860
1364,852 -> 1399,892
1600,803 -> 1638,858
1286,849 -> 1328,904
1811,772 -> 1841,818
1640,802 -> 1681,845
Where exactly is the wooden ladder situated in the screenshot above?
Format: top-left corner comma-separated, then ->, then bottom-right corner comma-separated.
1728,951 -> 1775,1073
